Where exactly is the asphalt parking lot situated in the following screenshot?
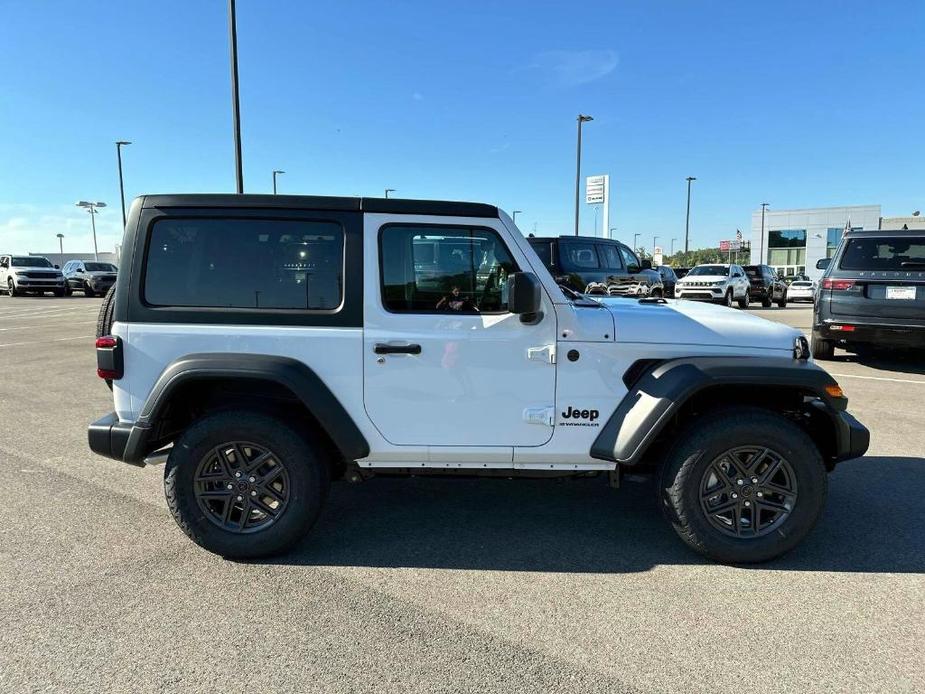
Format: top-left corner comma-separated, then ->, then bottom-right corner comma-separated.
1,297 -> 922,693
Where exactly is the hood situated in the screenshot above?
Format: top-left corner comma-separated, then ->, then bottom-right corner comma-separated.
678,274 -> 725,284
597,297 -> 800,351
85,270 -> 117,278
15,267 -> 61,275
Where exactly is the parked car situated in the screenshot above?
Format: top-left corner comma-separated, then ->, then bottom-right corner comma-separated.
743,264 -> 788,307
62,260 -> 118,297
812,229 -> 925,359
654,265 -> 678,297
527,236 -> 664,297
87,194 -> 869,565
787,280 -> 816,303
0,254 -> 66,296
674,263 -> 750,308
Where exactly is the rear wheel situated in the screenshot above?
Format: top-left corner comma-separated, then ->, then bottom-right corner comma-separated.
658,407 -> 827,564
96,286 -> 117,389
164,410 -> 330,558
761,292 -> 772,308
811,333 -> 835,360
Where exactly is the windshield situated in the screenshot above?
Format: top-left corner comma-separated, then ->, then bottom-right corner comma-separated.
791,281 -> 812,287
839,236 -> 925,270
744,267 -> 760,278
11,256 -> 52,267
687,265 -> 728,277
85,262 -> 117,272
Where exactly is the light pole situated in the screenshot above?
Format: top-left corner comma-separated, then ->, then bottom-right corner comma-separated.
609,226 -> 617,240
272,170 -> 285,194
574,114 -> 593,236
56,233 -> 64,266
228,0 -> 244,193
653,236 -> 660,256
511,210 -> 523,226
633,232 -> 641,251
384,188 -> 395,198
76,201 -> 106,261
115,141 -> 131,228
684,176 -> 696,253
759,202 -> 769,264
670,237 -> 678,256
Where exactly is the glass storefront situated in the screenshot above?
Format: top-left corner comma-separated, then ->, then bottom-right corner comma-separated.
767,229 -> 806,275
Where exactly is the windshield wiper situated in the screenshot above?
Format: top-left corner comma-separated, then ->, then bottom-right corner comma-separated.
900,261 -> 925,268
558,284 -> 602,306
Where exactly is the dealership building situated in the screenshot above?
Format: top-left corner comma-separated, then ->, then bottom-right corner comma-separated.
748,204 -> 924,280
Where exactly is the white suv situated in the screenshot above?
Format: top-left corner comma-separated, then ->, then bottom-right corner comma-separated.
0,254 -> 66,297
675,263 -> 751,308
87,194 -> 868,564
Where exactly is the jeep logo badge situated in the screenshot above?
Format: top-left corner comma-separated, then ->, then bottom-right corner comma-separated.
560,406 -> 600,426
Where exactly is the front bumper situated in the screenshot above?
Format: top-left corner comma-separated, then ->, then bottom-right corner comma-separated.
675,287 -> 724,301
14,278 -> 64,289
88,412 -> 148,467
831,409 -> 870,463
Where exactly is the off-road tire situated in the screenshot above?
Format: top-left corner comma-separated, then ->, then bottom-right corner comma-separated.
737,292 -> 748,309
95,286 -> 117,389
658,406 -> 827,564
164,410 -> 330,559
811,333 -> 835,360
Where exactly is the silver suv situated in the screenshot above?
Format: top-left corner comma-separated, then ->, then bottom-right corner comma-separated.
62,260 -> 118,297
675,263 -> 751,308
0,254 -> 66,297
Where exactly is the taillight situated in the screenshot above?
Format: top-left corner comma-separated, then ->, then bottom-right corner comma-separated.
821,278 -> 855,291
96,335 -> 123,380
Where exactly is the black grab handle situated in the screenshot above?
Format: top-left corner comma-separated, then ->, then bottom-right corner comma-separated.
374,343 -> 422,355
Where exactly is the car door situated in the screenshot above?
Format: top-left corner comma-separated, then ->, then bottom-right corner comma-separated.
363,215 -> 557,449
618,245 -> 650,292
558,239 -> 605,293
596,242 -> 630,294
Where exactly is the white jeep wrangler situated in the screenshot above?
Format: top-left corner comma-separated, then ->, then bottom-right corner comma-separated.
89,194 -> 869,564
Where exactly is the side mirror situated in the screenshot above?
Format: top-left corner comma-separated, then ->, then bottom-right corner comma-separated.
816,258 -> 830,270
508,272 -> 542,322
641,259 -> 652,270
54,264 -> 60,269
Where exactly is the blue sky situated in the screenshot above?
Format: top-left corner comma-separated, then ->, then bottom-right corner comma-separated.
1,0 -> 922,255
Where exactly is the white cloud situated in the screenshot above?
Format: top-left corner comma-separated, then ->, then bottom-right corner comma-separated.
519,49 -> 619,87
0,204 -> 123,255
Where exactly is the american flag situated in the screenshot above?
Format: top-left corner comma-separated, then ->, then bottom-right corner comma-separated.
736,229 -> 743,241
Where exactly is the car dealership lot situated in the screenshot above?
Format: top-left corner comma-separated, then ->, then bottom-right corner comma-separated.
1,299 -> 922,693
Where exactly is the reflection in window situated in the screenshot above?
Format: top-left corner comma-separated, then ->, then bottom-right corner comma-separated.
145,218 -> 344,309
381,225 -> 518,313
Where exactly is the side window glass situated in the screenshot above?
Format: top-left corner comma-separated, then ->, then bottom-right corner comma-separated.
618,246 -> 639,271
145,218 -> 345,310
560,241 -> 600,270
380,225 -> 519,313
599,244 -> 624,271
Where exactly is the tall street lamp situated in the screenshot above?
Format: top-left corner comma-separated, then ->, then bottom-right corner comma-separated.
228,0 -> 244,193
759,202 -> 769,264
684,176 -> 696,253
76,201 -> 106,261
56,233 -> 64,265
609,226 -> 617,240
384,188 -> 395,198
633,232 -> 641,251
574,114 -> 593,236
115,141 -> 131,228
272,170 -> 285,194
670,237 -> 678,255
653,236 -> 660,255
512,210 -> 522,225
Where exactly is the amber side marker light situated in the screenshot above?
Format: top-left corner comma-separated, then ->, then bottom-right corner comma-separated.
825,384 -> 845,398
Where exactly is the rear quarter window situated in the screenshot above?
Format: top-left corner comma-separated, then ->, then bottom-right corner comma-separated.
143,218 -> 345,310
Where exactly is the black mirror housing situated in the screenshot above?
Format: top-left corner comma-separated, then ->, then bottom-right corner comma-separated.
816,258 -> 830,270
508,272 -> 542,318
641,259 -> 652,270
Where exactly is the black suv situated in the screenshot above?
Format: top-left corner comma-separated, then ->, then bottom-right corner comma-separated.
527,236 -> 663,297
743,264 -> 788,308
812,229 -> 925,359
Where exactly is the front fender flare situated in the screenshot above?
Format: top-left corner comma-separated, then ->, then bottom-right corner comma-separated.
590,357 -> 848,465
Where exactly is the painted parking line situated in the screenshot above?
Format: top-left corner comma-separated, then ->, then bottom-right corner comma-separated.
0,335 -> 94,349
829,372 -> 925,385
0,308 -> 99,320
0,320 -> 98,331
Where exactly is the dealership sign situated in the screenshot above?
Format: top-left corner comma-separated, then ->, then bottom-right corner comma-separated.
586,175 -> 608,204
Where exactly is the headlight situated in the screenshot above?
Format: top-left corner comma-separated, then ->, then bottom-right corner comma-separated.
793,336 -> 810,360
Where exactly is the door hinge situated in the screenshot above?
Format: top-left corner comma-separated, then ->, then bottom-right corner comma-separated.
527,344 -> 556,364
523,406 -> 555,427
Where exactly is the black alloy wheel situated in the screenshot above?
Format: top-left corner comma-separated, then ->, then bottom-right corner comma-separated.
194,441 -> 290,534
699,446 -> 797,538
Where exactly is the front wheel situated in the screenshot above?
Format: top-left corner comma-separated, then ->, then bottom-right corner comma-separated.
761,293 -> 772,308
83,283 -> 95,298
777,293 -> 788,308
658,406 -> 827,564
724,290 -> 734,308
736,292 -> 748,309
164,410 -> 330,558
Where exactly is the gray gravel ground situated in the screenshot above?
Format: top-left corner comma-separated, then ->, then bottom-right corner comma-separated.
0,297 -> 922,693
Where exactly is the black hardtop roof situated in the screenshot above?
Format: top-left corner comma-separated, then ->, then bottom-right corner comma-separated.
528,235 -> 629,244
139,194 -> 498,218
